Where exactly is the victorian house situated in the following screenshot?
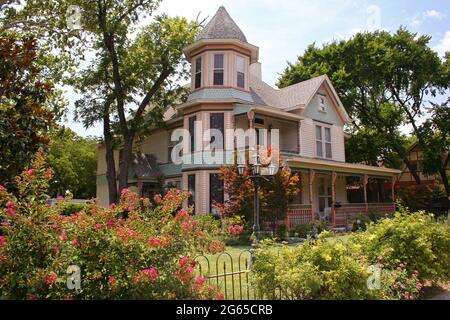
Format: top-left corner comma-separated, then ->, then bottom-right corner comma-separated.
96,6 -> 401,227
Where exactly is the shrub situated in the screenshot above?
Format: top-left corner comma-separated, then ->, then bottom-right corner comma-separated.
253,237 -> 378,300
0,152 -> 231,300
276,224 -> 289,241
58,202 -> 89,216
351,206 -> 450,283
291,224 -> 310,238
351,214 -> 371,231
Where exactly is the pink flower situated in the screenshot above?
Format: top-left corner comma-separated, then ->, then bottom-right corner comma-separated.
72,239 -> 80,246
185,266 -> 193,274
107,219 -> 115,228
45,168 -> 53,178
179,257 -> 189,267
195,276 -> 206,285
134,276 -> 141,283
0,236 -> 7,247
59,231 -> 67,241
148,237 -> 162,247
120,188 -> 130,196
228,225 -> 244,236
95,223 -> 102,229
142,268 -> 159,281
153,194 -> 162,204
0,185 -> 6,192
46,273 -> 57,286
57,196 -> 64,200
216,292 -> 224,300
109,203 -> 116,210
26,169 -> 35,176
177,209 -> 188,217
6,207 -> 17,217
108,275 -> 117,286
6,201 -> 15,208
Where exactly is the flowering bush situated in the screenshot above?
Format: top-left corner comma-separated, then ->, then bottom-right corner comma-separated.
352,206 -> 450,283
0,152 -> 228,300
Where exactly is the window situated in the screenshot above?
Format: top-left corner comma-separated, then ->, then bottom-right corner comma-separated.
210,113 -> 224,150
188,174 -> 195,208
210,173 -> 224,215
194,57 -> 202,89
236,56 -> 245,88
315,126 -> 323,158
316,125 -> 332,159
325,127 -> 332,158
318,95 -> 326,112
188,115 -> 196,153
213,54 -> 224,85
167,130 -> 176,163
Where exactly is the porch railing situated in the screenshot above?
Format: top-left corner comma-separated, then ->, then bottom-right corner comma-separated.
334,203 -> 396,226
285,204 -> 313,228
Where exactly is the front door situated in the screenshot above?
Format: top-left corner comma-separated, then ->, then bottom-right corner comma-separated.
317,175 -> 332,214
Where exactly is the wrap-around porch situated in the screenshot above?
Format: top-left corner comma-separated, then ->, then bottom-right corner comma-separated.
284,157 -> 401,227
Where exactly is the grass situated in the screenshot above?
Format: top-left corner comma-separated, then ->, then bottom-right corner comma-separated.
195,234 -> 350,299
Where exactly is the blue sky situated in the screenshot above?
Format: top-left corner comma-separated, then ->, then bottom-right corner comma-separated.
63,0 -> 450,137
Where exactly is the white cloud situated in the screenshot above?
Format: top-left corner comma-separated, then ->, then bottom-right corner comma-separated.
434,31 -> 450,58
424,10 -> 445,20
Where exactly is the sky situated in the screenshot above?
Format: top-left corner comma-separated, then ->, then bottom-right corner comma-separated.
62,0 -> 450,138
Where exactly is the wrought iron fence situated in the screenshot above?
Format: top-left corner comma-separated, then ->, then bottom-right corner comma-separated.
195,249 -> 257,300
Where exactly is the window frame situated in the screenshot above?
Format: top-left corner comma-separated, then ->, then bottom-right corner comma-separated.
188,115 -> 196,153
318,95 -> 327,113
210,112 -> 225,150
213,54 -> 225,86
194,56 -> 202,89
236,55 -> 245,88
315,125 -> 332,159
209,173 -> 224,214
188,174 -> 196,208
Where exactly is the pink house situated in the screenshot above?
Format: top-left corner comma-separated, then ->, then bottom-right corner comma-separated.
96,6 -> 401,227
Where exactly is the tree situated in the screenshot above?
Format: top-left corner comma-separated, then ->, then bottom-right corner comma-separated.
0,36 -> 55,186
278,28 -> 449,185
419,102 -> 450,196
40,1 -> 200,204
46,127 -> 97,199
218,164 -> 301,232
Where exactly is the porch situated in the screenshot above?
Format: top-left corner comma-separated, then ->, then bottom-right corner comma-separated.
284,157 -> 401,228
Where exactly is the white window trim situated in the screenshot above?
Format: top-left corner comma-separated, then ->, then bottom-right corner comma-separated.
213,53 -> 225,86
318,95 -> 327,113
236,55 -> 246,89
194,55 -> 202,89
315,124 -> 333,159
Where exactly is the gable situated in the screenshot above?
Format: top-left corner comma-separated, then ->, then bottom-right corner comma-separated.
301,83 -> 344,126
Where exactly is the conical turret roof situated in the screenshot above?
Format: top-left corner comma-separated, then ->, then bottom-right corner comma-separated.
196,6 -> 247,42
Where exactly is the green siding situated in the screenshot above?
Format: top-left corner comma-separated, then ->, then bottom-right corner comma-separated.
303,91 -> 342,126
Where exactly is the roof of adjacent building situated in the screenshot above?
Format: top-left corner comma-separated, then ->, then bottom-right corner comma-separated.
196,6 -> 247,42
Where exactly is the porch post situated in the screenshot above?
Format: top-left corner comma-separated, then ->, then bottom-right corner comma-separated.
309,169 -> 315,220
363,174 -> 368,213
137,179 -> 143,197
331,171 -> 337,226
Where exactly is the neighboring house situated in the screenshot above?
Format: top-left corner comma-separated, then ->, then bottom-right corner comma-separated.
398,142 -> 449,187
96,6 -> 401,226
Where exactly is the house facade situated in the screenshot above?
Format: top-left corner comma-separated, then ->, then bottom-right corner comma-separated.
96,6 -> 401,227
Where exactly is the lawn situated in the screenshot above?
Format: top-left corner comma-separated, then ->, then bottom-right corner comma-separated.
195,234 -> 351,299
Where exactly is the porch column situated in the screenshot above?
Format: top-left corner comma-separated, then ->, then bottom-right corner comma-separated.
391,175 -> 398,209
363,174 -> 369,213
331,171 -> 337,226
309,169 -> 315,220
137,179 -> 143,197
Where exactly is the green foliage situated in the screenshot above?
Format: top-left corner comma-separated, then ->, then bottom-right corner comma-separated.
352,207 -> 450,283
277,28 -> 448,174
292,224 -> 310,238
0,152 -> 231,300
47,127 -> 97,199
351,214 -> 372,232
253,239 -> 377,300
0,37 -> 55,185
275,224 -> 289,241
58,202 -> 89,216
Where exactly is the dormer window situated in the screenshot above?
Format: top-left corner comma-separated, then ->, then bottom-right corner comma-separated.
236,56 -> 245,88
318,95 -> 326,112
194,57 -> 202,89
213,54 -> 224,85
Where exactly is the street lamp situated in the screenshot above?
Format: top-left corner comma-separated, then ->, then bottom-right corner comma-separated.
237,153 -> 276,247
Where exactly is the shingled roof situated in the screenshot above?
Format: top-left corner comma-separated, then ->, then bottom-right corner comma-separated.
196,6 -> 247,42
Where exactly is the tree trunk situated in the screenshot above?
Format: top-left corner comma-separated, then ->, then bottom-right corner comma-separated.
118,134 -> 134,194
403,157 -> 421,184
440,153 -> 450,197
103,109 -> 118,205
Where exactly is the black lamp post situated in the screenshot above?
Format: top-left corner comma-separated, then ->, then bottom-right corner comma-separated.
237,153 -> 277,246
